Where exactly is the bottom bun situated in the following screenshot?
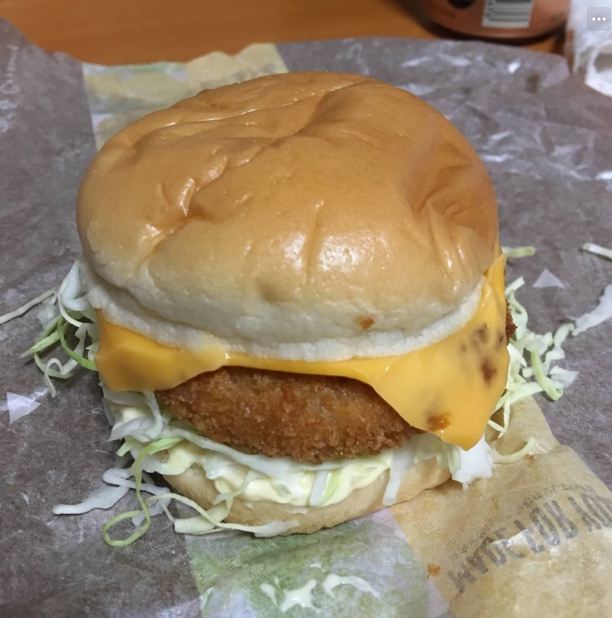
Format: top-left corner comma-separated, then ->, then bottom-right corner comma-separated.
164,458 -> 451,535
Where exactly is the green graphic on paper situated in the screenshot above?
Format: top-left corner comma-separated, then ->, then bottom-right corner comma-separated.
185,510 -> 430,618
82,44 -> 288,148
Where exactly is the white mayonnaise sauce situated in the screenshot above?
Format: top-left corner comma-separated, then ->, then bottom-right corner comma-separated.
322,574 -> 381,599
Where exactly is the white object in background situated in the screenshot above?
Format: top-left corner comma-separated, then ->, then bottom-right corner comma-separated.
566,0 -> 612,96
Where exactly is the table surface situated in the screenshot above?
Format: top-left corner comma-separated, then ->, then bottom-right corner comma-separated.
0,0 -> 564,65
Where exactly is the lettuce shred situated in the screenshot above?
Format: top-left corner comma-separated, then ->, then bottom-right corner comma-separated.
582,242 -> 612,262
488,273 -> 576,442
502,246 -> 536,258
0,290 -> 55,326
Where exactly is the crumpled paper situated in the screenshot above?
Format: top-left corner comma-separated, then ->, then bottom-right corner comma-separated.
1,19 -> 612,618
566,0 -> 612,96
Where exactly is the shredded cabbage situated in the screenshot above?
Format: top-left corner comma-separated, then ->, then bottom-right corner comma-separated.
382,443 -> 415,506
491,437 -> 537,463
490,274 -> 577,437
106,400 -> 486,523
309,470 -> 330,507
452,436 -> 493,486
0,290 -> 56,326
529,348 -> 563,401
573,284 -> 612,336
101,437 -> 182,547
582,242 -> 612,261
319,469 -> 342,505
549,366 -> 579,388
53,484 -> 129,515
502,246 -> 536,258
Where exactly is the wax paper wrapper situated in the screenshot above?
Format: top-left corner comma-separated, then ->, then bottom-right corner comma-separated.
1,18 -> 612,618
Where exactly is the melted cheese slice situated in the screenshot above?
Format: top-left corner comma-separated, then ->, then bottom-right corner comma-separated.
96,255 -> 509,450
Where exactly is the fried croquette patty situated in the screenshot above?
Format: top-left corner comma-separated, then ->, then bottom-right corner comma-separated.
157,368 -> 420,464
157,308 -> 517,464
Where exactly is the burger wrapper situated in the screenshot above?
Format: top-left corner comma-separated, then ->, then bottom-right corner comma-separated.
1,18 -> 612,618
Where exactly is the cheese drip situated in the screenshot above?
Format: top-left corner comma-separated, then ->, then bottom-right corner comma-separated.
95,255 -> 509,450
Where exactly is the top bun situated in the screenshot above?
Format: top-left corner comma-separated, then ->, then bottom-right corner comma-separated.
77,72 -> 498,358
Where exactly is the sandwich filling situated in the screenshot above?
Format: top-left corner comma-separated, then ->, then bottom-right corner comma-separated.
108,396 -> 490,510
33,256 -> 506,540
23,249 -> 577,543
95,253 -> 509,451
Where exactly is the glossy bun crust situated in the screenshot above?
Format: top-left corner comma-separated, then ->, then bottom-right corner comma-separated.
78,72 -> 498,350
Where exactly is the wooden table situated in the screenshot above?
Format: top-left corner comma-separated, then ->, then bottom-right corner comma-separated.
0,0 -> 564,65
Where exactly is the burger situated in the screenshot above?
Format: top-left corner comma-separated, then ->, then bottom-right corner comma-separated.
62,72 -> 511,539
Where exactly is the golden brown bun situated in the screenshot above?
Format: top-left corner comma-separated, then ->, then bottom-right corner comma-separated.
164,458 -> 451,535
78,72 -> 498,354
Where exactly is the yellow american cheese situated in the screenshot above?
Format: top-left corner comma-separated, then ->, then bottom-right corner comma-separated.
95,255 -> 509,450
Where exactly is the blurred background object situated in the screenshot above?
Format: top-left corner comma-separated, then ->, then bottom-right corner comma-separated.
0,0 -> 564,65
566,0 -> 612,96
422,0 -> 569,41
